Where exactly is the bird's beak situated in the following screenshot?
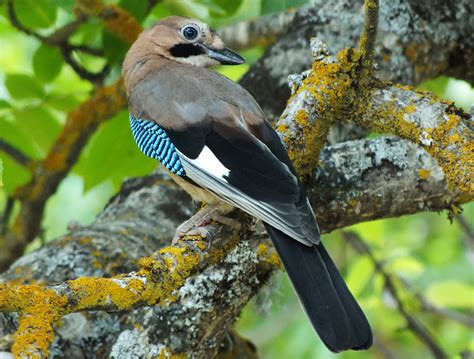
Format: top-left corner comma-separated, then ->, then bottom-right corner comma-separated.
200,44 -> 245,65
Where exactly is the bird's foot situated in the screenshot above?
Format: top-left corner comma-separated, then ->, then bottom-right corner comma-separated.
172,203 -> 240,244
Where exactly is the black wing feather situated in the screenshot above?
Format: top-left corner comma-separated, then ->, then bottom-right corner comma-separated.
206,124 -> 300,203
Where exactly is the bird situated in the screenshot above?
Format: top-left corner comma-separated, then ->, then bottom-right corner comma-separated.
122,16 -> 372,352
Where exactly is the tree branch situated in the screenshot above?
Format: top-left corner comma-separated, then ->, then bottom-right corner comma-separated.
0,171 -> 271,357
399,278 -> 474,329
218,9 -> 297,51
239,0 -> 474,119
0,128 -> 466,356
354,83 -> 472,195
276,39 -> 472,196
0,197 -> 14,237
343,231 -> 449,359
358,0 -> 379,73
75,0 -> 143,46
6,0 -> 107,84
0,140 -> 32,168
0,80 -> 127,271
0,0 -> 145,270
0,1 -> 472,356
59,44 -> 110,85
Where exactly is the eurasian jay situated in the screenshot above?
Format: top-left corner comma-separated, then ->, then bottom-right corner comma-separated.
123,16 -> 372,352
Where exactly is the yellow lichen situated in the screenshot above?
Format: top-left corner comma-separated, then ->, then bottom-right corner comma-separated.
405,104 -> 416,113
256,243 -> 282,268
0,284 -> 68,357
280,47 -> 363,179
353,93 -> 473,197
418,169 -> 430,180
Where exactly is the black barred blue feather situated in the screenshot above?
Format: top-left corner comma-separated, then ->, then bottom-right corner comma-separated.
129,115 -> 185,176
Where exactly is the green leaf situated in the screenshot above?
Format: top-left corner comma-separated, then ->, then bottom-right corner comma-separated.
5,74 -> 44,100
13,106 -> 61,157
426,281 -> 474,309
261,0 -> 308,15
119,0 -> 148,22
0,117 -> 34,193
50,0 -> 75,11
0,99 -> 11,109
151,3 -> 173,19
102,30 -> 128,65
162,0 -> 208,18
0,154 -> 31,193
33,44 -> 64,83
74,111 -> 156,191
0,117 -> 39,158
346,257 -> 373,297
209,0 -> 243,16
0,158 -> 3,188
194,0 -> 226,16
388,256 -> 424,277
13,0 -> 57,29
70,22 -> 103,47
46,93 -> 82,112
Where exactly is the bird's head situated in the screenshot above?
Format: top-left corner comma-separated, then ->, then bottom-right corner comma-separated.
125,16 -> 245,69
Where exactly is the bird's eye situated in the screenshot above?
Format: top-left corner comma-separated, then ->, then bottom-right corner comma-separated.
182,26 -> 198,40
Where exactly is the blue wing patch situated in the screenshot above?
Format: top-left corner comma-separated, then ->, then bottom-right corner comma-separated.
129,115 -> 185,176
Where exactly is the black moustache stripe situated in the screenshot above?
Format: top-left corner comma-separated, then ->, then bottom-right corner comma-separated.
169,44 -> 205,58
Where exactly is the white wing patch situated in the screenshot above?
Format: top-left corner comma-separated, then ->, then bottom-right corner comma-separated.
177,146 -> 315,246
179,146 -> 230,179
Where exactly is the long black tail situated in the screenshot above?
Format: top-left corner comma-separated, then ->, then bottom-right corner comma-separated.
265,224 -> 372,352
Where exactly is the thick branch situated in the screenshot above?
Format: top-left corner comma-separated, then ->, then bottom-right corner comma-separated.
311,136 -> 462,231
0,172 -> 270,358
354,83 -> 473,195
218,10 -> 297,51
239,0 -> 474,119
0,129 -> 464,356
276,46 -> 472,197
75,0 -> 143,46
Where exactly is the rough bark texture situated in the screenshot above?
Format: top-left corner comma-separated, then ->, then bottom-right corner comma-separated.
236,0 -> 474,119
0,133 -> 462,357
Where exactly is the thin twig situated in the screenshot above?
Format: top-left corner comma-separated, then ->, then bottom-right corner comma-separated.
456,214 -> 474,246
6,0 -> 43,41
358,0 -> 379,73
399,278 -> 474,328
44,19 -> 85,45
6,0 -> 107,83
373,336 -> 397,359
0,140 -> 32,167
0,197 -> 14,236
343,231 -> 449,359
59,45 -> 110,85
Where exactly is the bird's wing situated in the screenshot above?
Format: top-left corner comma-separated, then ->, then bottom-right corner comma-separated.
130,66 -> 319,245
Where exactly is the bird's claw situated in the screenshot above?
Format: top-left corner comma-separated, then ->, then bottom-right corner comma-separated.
172,225 -> 212,245
172,204 -> 239,247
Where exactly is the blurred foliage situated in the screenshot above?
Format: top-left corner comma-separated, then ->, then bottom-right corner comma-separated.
0,0 -> 472,358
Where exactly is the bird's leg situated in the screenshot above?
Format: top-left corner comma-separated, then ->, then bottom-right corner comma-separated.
173,203 -> 240,243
